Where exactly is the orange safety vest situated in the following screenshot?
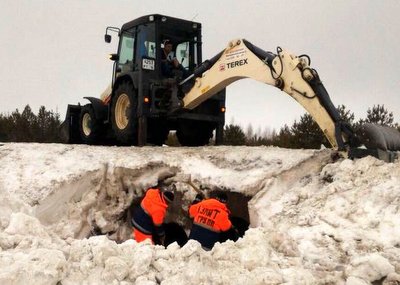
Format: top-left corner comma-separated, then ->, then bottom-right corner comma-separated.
140,188 -> 168,227
189,198 -> 232,232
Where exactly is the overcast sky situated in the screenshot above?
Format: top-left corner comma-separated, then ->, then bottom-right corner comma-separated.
1,0 -> 399,131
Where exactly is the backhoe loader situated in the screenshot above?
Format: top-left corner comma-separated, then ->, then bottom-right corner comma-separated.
61,14 -> 400,161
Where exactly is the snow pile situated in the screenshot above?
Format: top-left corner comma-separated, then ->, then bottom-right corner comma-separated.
0,143 -> 399,284
251,156 -> 400,284
0,143 -> 315,205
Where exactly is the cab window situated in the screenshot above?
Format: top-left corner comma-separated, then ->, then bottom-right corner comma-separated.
118,30 -> 135,64
137,23 -> 156,59
176,42 -> 190,69
118,28 -> 135,71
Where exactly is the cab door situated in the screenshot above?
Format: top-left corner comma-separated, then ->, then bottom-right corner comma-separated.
136,23 -> 156,74
116,27 -> 136,75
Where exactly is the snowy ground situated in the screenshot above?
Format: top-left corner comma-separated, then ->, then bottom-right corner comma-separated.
0,143 -> 399,284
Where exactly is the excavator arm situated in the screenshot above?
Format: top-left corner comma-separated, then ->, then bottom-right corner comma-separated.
179,39 -> 400,159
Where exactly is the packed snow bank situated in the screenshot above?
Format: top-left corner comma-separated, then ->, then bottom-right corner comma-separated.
250,156 -> 400,283
0,143 -> 316,205
0,143 -> 399,284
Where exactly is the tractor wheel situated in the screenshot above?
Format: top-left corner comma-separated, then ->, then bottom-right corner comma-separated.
176,120 -> 215,146
111,81 -> 138,145
79,104 -> 103,144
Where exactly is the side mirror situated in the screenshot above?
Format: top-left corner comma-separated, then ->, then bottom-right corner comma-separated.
104,34 -> 112,43
105,26 -> 120,43
109,53 -> 119,61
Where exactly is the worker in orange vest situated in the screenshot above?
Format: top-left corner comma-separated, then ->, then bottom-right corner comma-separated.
188,191 -> 233,250
131,185 -> 175,245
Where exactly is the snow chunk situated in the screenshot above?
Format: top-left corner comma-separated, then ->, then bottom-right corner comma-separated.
5,212 -> 49,238
0,248 -> 66,285
347,253 -> 395,282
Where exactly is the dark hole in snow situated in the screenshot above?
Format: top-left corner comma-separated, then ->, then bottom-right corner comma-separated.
128,189 -> 251,247
35,164 -> 251,246
372,276 -> 387,285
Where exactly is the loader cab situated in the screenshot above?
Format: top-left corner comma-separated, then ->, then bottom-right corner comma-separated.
157,16 -> 202,77
107,14 -> 202,80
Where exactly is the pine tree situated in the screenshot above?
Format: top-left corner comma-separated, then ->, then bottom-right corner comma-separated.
223,124 -> 246,145
0,114 -> 12,141
290,113 -> 327,149
273,124 -> 294,148
364,104 -> 394,127
36,106 -> 62,143
18,105 -> 37,142
47,109 -> 62,143
0,105 -> 62,143
272,105 -> 355,149
9,108 -> 22,141
36,106 -> 49,142
337,104 -> 355,126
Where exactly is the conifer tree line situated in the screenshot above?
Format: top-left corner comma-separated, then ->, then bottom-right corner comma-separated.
223,104 -> 400,149
0,104 -> 399,149
0,105 -> 62,143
